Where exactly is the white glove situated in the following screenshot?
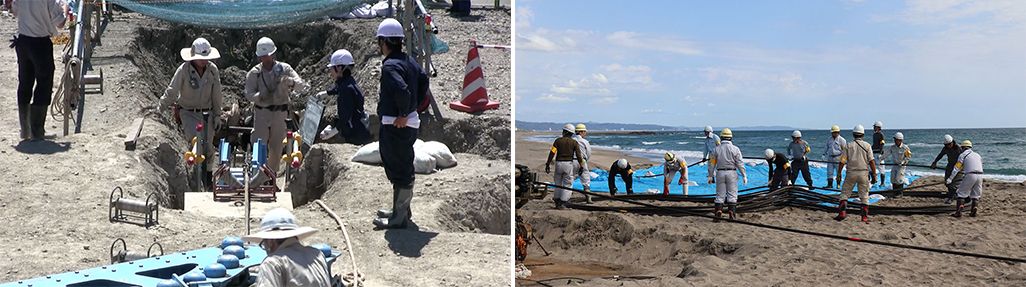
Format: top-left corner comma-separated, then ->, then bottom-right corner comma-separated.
786,180 -> 792,186
945,178 -> 952,184
743,176 -> 748,185
315,91 -> 328,102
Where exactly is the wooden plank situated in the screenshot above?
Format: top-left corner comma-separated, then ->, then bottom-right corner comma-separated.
124,117 -> 145,151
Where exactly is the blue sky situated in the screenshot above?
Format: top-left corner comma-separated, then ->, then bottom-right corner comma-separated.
515,0 -> 1026,129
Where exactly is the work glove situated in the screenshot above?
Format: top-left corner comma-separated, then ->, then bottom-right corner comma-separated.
315,91 -> 329,103
544,164 -> 550,174
871,176 -> 877,185
945,177 -> 952,185
743,176 -> 748,185
577,167 -> 585,176
707,176 -> 714,184
930,162 -> 938,169
786,180 -> 792,186
678,177 -> 686,185
835,175 -> 842,184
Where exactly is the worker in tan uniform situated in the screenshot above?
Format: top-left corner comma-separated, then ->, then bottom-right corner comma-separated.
242,208 -> 331,287
834,124 -> 877,223
244,37 -> 309,177
160,38 -> 224,185
545,124 -> 585,209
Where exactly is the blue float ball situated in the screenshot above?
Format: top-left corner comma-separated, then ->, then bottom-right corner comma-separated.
220,237 -> 244,249
183,271 -> 206,282
156,279 -> 181,287
313,243 -> 333,258
217,254 -> 241,269
222,245 -> 246,259
204,263 -> 228,278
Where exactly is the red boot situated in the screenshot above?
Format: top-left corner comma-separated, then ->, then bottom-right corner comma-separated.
969,199 -> 978,217
713,203 -> 723,222
663,185 -> 670,196
833,200 -> 847,221
861,206 -> 870,223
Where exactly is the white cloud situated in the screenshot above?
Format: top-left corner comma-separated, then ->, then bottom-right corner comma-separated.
538,94 -> 572,103
687,67 -> 820,97
600,64 -> 656,86
592,96 -> 619,105
606,31 -> 703,55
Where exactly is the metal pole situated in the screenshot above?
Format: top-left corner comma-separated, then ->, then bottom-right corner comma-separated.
244,143 -> 251,235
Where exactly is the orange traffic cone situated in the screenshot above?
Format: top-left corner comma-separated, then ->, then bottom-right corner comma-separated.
449,40 -> 500,113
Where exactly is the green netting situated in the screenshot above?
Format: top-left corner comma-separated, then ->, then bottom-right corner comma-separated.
109,0 -> 377,29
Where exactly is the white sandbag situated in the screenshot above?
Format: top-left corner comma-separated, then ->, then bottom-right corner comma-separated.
413,139 -> 426,149
421,141 -> 457,168
414,149 -> 437,174
371,0 -> 394,16
350,142 -> 382,164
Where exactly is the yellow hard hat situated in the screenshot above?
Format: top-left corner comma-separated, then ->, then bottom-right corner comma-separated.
664,152 -> 675,162
575,123 -> 587,132
960,140 -> 972,148
830,125 -> 840,132
720,128 -> 733,138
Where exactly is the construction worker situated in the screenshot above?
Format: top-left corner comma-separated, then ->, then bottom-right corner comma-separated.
823,125 -> 847,188
931,134 -> 962,204
321,49 -> 371,145
883,132 -> 912,195
787,130 -> 813,188
572,123 -> 593,203
545,124 -> 585,209
871,121 -> 886,186
371,18 -> 429,228
834,125 -> 877,223
10,0 -> 67,141
160,38 -> 224,185
608,158 -> 634,196
242,208 -> 331,287
663,152 -> 688,196
765,149 -> 790,190
948,140 -> 983,217
703,125 -> 720,183
244,37 -> 309,177
707,128 -> 746,221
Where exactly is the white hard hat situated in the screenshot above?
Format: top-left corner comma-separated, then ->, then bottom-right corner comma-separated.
792,130 -> 802,138
894,132 -> 904,140
873,121 -> 883,128
853,124 -> 865,134
944,134 -> 953,144
327,49 -> 354,67
616,159 -> 628,169
764,149 -> 775,160
704,126 -> 713,132
255,37 -> 277,57
562,124 -> 575,133
180,37 -> 220,61
376,18 -> 405,38
241,208 -> 317,243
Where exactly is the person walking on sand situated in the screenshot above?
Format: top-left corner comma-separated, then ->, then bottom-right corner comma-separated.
707,128 -> 746,221
662,152 -> 688,196
787,130 -> 813,189
834,125 -> 877,223
244,37 -> 309,178
703,125 -> 721,183
159,37 -> 225,186
10,0 -> 68,141
371,18 -> 429,229
319,49 -> 371,145
883,132 -> 912,195
572,123 -> 593,203
931,134 -> 962,204
871,121 -> 887,186
823,125 -> 846,188
765,149 -> 790,190
948,140 -> 983,218
608,158 -> 634,196
545,124 -> 584,209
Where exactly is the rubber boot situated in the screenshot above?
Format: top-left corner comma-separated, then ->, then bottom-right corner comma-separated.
860,206 -> 869,223
833,200 -> 847,221
880,174 -> 886,187
969,199 -> 978,217
826,178 -> 834,189
626,189 -> 634,195
610,188 -> 617,197
727,203 -> 737,220
584,188 -> 593,204
951,198 -> 964,218
713,203 -> 723,222
18,104 -> 30,140
663,185 -> 670,196
378,185 -> 400,218
895,183 -> 904,197
374,185 -> 413,228
30,105 -> 49,141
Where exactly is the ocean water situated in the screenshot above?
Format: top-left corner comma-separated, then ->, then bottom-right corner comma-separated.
528,128 -> 1026,182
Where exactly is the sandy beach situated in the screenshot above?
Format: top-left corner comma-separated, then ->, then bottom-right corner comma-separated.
515,133 -> 1026,286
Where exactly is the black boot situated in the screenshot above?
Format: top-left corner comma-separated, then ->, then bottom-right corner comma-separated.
29,105 -> 49,141
826,178 -> 834,189
969,199 -> 978,217
713,203 -> 723,222
727,203 -> 737,220
861,206 -> 870,223
18,104 -> 30,140
834,200 -> 847,221
880,174 -> 886,187
952,198 -> 964,218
